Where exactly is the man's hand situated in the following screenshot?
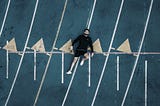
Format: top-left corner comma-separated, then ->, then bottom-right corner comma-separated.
90,52 -> 94,57
70,46 -> 73,51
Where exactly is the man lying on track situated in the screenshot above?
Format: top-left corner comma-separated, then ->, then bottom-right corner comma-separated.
66,28 -> 94,75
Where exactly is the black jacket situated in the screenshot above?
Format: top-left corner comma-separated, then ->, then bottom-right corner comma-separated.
72,34 -> 93,52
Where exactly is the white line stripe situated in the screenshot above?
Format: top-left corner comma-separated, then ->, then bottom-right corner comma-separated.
91,0 -> 125,105
4,0 -> 39,105
8,51 -> 63,54
87,0 -> 97,29
33,0 -> 68,105
88,53 -> 91,87
86,7 -> 92,28
121,1 -> 153,106
0,0 -> 11,37
62,58 -> 80,106
145,60 -> 147,106
34,50 -> 37,81
62,52 -> 64,84
6,41 -> 9,79
6,51 -> 160,55
117,56 -> 119,91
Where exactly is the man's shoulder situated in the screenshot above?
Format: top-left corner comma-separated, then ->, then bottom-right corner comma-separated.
78,35 -> 83,37
88,36 -> 92,40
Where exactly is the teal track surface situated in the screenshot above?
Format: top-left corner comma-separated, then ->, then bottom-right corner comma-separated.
0,0 -> 160,106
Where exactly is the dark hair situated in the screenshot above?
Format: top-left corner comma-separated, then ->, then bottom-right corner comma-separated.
84,28 -> 90,32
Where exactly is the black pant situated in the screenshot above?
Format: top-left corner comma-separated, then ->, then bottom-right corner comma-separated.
74,49 -> 87,57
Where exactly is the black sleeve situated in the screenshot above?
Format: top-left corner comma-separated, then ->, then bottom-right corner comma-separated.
89,37 -> 94,52
72,35 -> 81,46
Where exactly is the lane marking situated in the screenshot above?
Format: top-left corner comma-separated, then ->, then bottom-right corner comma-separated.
87,0 -> 97,29
0,0 -> 11,37
91,0 -> 125,105
33,0 -> 68,105
34,50 -> 37,81
117,56 -> 119,91
62,52 -> 64,84
145,60 -> 148,106
88,53 -> 91,87
62,58 -> 80,106
6,41 -> 9,79
4,0 -> 39,105
121,0 -> 153,106
6,51 -> 160,55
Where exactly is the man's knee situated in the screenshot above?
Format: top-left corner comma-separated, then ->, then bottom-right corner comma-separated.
73,57 -> 78,63
84,53 -> 89,59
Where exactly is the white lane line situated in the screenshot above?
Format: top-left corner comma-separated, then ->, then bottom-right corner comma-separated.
117,56 -> 120,91
62,52 -> 64,84
91,0 -> 125,105
0,0 -> 11,37
88,53 -> 91,87
62,58 -> 80,106
7,51 -> 160,55
4,0 -> 39,105
34,50 -> 37,81
86,7 -> 92,28
87,0 -> 97,29
33,0 -> 68,105
6,41 -> 9,79
121,1 -> 153,106
145,60 -> 148,106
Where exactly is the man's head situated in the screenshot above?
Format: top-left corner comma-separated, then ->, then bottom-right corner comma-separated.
83,28 -> 90,35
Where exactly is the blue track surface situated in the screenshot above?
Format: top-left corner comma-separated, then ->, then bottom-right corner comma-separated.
0,0 -> 160,106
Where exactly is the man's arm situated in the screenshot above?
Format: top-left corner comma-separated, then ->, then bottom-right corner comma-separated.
70,35 -> 81,51
89,38 -> 94,52
72,35 -> 81,46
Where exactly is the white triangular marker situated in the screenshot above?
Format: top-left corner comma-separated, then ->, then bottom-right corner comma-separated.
88,38 -> 103,53
59,39 -> 74,54
31,38 -> 45,52
3,38 -> 17,52
117,39 -> 131,53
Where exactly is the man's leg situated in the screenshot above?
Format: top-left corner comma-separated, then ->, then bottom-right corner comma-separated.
80,53 -> 89,66
66,57 -> 78,74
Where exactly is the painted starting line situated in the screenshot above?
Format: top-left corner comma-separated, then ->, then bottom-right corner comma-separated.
4,51 -> 160,55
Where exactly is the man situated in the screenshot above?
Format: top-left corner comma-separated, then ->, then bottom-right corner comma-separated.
66,28 -> 94,74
